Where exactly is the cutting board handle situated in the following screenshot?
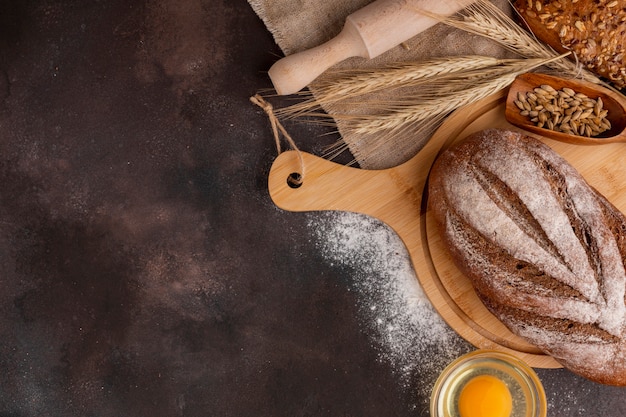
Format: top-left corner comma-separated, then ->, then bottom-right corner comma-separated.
268,150 -> 427,227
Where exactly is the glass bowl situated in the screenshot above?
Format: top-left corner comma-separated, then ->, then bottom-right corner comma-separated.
430,350 -> 547,417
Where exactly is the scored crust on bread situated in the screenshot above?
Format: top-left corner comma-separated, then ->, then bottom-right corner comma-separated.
428,128 -> 626,385
513,0 -> 626,88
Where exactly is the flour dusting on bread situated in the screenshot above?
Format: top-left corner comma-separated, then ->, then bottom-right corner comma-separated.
428,128 -> 626,385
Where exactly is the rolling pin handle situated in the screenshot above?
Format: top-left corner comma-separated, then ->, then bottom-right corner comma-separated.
268,20 -> 369,96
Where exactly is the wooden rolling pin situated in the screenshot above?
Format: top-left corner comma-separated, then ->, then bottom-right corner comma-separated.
268,0 -> 475,95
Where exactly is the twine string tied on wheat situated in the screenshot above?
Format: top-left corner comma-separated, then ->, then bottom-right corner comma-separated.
251,94 -> 305,187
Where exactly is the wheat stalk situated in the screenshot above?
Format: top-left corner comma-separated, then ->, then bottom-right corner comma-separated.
435,0 -> 605,85
344,55 -> 566,136
313,56 -> 503,101
278,57 -> 574,121
276,55 -> 509,118
312,55 -> 566,166
282,53 -> 566,123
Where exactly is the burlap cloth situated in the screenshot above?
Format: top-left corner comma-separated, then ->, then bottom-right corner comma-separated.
249,0 -> 515,169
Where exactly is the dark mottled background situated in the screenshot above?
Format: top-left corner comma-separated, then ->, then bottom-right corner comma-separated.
1,0 -> 625,416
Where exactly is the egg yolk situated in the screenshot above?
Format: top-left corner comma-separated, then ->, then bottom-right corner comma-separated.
457,375 -> 512,417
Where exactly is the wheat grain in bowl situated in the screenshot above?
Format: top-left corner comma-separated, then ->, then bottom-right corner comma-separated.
514,84 -> 611,137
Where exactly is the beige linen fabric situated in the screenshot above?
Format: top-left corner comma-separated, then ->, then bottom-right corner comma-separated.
249,0 -> 514,169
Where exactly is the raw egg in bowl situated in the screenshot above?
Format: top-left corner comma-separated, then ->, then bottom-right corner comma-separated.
430,350 -> 546,417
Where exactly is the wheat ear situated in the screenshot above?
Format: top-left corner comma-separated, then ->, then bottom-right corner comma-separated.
435,0 -> 604,85
275,55 -> 509,119
345,55 -> 566,136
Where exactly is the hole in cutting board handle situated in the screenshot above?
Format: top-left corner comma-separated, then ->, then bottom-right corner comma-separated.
287,172 -> 303,188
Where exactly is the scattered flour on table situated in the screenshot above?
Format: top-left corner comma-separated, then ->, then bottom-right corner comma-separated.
307,211 -> 472,403
307,212 -> 602,415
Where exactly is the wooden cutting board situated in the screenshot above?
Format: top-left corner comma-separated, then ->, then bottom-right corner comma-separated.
268,89 -> 626,368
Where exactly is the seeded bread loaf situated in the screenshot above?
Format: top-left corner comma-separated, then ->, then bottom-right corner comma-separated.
513,0 -> 626,88
428,128 -> 626,385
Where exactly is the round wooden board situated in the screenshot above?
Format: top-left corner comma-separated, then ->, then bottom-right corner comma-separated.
268,89 -> 626,369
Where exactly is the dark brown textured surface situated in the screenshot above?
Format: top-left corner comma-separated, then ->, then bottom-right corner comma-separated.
0,0 -> 625,415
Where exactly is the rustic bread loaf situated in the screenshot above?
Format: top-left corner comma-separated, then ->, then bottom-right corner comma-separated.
428,128 -> 626,385
513,0 -> 626,88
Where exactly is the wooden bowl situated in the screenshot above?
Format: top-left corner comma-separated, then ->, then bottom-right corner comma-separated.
505,72 -> 626,145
